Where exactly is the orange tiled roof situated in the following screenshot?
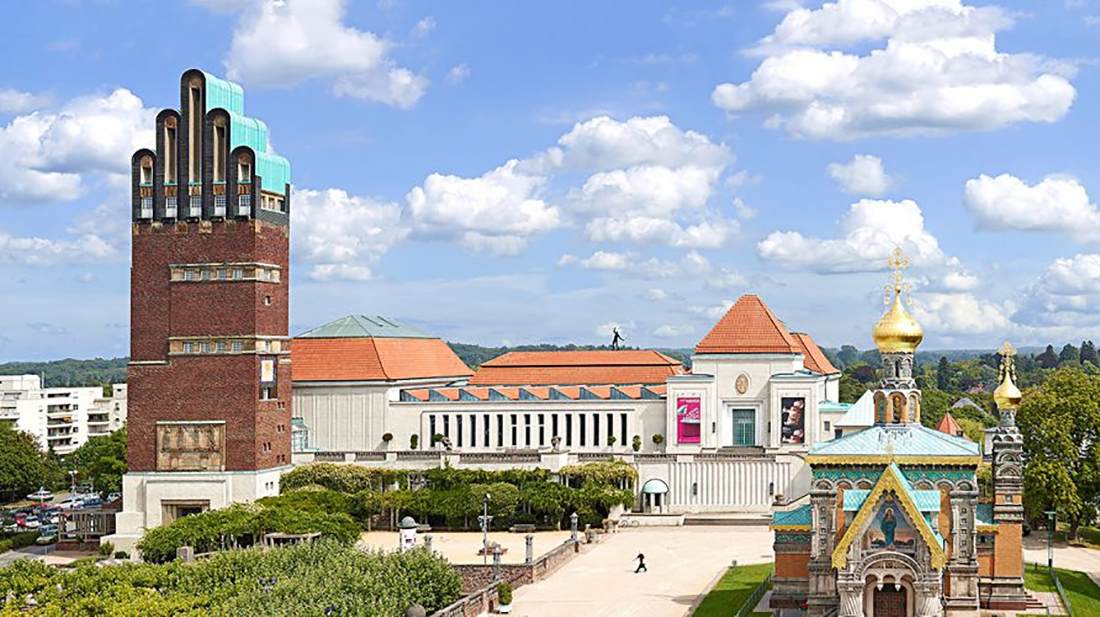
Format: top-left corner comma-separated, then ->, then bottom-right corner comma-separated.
469,350 -> 684,386
292,337 -> 473,382
585,385 -> 612,399
695,294 -> 801,355
791,332 -> 840,375
937,412 -> 964,437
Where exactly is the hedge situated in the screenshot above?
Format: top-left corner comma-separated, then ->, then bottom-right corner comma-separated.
280,463 -> 406,493
0,540 -> 461,615
0,531 -> 40,554
137,501 -> 360,564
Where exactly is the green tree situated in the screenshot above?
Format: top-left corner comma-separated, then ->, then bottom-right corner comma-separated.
1017,367 -> 1100,539
936,356 -> 951,390
1059,343 -> 1081,366
1082,340 -> 1098,366
1036,345 -> 1059,369
0,424 -> 58,502
836,345 -> 860,369
63,428 -> 127,495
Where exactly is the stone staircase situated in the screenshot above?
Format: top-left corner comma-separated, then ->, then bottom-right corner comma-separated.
682,513 -> 772,527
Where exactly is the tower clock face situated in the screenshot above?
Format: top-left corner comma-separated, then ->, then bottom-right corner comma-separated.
735,374 -> 749,394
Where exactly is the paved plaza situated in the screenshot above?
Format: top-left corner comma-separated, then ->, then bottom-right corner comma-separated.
510,526 -> 774,617
358,530 -> 572,565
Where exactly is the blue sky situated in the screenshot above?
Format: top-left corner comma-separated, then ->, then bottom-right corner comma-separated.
4,0 -> 1100,361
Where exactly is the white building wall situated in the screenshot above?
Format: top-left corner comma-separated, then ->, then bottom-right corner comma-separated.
0,376 -> 128,452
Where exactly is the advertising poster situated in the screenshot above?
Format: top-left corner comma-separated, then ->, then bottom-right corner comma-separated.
676,396 -> 701,444
781,397 -> 806,444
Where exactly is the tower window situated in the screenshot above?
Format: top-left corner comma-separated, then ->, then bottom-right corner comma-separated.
188,83 -> 201,182
216,341 -> 226,353
164,121 -> 177,185
182,342 -> 193,354
233,268 -> 243,280
263,295 -> 272,306
213,122 -> 226,183
140,156 -> 153,185
238,155 -> 252,184
232,340 -> 243,353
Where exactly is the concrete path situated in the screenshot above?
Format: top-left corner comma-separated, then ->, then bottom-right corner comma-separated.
509,527 -> 774,617
1023,541 -> 1100,576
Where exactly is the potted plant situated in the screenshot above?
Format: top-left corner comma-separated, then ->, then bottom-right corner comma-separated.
651,433 -> 664,449
606,434 -> 617,449
632,435 -> 642,452
497,581 -> 513,614
409,434 -> 419,450
381,433 -> 393,448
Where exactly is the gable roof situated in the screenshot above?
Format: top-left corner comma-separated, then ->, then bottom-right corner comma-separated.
836,390 -> 875,428
292,337 -> 472,382
831,463 -> 947,570
791,332 -> 840,375
771,503 -> 812,530
936,412 -> 964,437
468,350 -> 685,386
695,295 -> 801,355
297,315 -> 432,339
807,423 -> 980,464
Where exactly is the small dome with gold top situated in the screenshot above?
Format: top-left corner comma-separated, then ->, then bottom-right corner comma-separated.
872,248 -> 924,354
993,341 -> 1023,410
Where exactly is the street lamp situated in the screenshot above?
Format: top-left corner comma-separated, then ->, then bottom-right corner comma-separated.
68,470 -> 77,496
1045,510 -> 1057,570
479,493 -> 492,565
570,511 -> 579,542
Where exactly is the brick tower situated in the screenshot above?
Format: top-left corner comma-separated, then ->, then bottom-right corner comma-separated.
107,69 -> 292,552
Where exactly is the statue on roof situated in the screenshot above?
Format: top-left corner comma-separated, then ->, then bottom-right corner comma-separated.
611,327 -> 625,350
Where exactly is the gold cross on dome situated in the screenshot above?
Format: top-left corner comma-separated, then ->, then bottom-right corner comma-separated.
997,341 -> 1017,358
883,247 -> 912,304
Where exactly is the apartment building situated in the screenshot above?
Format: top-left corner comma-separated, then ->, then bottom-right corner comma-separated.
0,376 -> 127,454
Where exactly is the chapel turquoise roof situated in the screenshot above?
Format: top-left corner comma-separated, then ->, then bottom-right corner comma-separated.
200,70 -> 291,192
976,504 -> 995,526
297,315 -> 433,339
809,423 -> 980,459
772,503 -> 812,527
842,467 -> 942,513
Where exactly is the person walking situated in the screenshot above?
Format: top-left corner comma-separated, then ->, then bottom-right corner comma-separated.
634,552 -> 647,573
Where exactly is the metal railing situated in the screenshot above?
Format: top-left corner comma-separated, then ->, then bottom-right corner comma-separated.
734,570 -> 772,617
1051,567 -> 1075,617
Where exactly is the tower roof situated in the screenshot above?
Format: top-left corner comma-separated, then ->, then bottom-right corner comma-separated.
695,295 -> 801,355
936,411 -> 964,437
791,332 -> 840,375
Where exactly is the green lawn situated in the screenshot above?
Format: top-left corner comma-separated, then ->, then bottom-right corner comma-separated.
1024,564 -> 1100,617
693,562 -> 773,617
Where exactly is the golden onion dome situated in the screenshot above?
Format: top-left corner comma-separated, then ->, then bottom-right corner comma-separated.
993,369 -> 1022,410
872,287 -> 924,354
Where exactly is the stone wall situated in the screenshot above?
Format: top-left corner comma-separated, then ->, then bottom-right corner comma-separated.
433,539 -> 583,617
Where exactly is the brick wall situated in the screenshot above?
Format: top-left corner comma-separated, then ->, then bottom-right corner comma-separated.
128,219 -> 291,472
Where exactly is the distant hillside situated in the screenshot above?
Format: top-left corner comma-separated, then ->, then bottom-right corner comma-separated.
0,357 -> 128,387
447,343 -> 693,369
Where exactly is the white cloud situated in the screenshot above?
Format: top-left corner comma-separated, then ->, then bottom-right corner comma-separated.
0,229 -> 116,266
446,64 -> 471,85
714,0 -> 1076,139
690,299 -> 736,321
585,216 -> 738,249
405,160 -> 561,255
551,115 -> 732,172
644,288 -> 670,301
571,165 -> 719,216
827,154 -> 893,196
0,89 -> 50,114
218,0 -> 427,108
411,16 -> 436,38
963,173 -> 1100,239
705,268 -> 749,290
558,250 -> 632,271
911,292 -> 1012,335
941,271 -> 980,291
596,321 -> 634,339
291,188 -> 406,280
558,250 -> 710,279
757,198 -> 945,272
732,197 -> 756,219
653,324 -> 695,338
1015,254 -> 1100,328
0,88 -> 154,204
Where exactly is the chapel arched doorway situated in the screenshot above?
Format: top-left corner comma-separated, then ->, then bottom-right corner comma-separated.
873,583 -> 907,617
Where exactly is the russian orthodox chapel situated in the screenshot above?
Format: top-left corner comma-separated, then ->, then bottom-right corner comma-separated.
770,250 -> 1028,617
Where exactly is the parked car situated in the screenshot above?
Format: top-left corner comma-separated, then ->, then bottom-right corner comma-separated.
57,497 -> 83,511
22,516 -> 41,529
2,523 -> 18,534
80,497 -> 102,509
106,493 -> 121,503
25,488 -> 53,502
35,525 -> 58,545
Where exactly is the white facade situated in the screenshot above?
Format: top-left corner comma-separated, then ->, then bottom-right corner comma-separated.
291,349 -> 841,514
0,375 -> 128,454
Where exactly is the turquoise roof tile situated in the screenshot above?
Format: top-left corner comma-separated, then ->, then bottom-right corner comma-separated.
809,424 -> 980,458
772,504 -> 812,527
297,315 -> 433,339
200,70 -> 291,191
976,504 -> 994,526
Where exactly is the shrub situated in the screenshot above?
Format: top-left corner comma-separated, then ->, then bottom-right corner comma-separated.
98,541 -> 114,557
607,434 -> 617,446
652,433 -> 664,445
497,581 -> 513,605
560,460 -> 637,487
114,551 -> 129,559
280,463 -> 404,494
382,432 -> 394,443
410,434 -> 419,450
0,541 -> 462,614
632,435 -> 642,452
432,433 -> 445,446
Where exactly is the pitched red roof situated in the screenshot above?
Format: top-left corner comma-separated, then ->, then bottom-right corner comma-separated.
695,294 -> 801,355
936,412 -> 964,438
469,350 -> 685,386
792,332 -> 840,375
292,337 -> 473,382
